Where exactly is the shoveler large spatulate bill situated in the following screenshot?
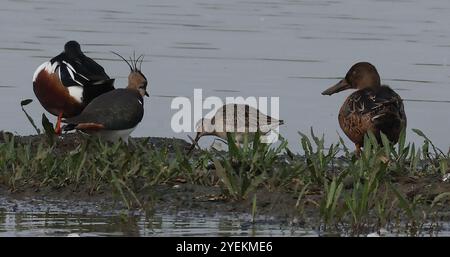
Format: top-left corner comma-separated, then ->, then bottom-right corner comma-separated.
322,62 -> 407,155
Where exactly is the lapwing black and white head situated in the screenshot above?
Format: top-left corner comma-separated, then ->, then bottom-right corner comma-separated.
188,103 -> 284,153
32,40 -> 115,134
62,52 -> 149,143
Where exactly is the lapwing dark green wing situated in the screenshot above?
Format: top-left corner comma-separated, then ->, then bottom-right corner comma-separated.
32,41 -> 115,134
63,52 -> 148,143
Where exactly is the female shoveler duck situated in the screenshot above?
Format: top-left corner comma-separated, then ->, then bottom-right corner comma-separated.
62,53 -> 148,143
188,103 -> 284,153
322,62 -> 407,155
32,41 -> 115,134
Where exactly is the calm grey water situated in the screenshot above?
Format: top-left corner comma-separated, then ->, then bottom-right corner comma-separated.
0,196 -> 315,237
1,0 -> 450,236
1,196 -> 449,237
0,212 -> 312,237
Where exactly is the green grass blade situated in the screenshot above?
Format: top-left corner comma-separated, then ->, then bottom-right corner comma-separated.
20,99 -> 41,134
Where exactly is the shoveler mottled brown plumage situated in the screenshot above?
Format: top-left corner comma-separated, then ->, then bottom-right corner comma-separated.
322,62 -> 407,155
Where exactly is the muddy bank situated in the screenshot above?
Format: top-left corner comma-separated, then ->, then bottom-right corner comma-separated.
2,173 -> 450,234
0,132 -> 304,221
1,132 -> 450,236
0,131 -> 192,154
0,180 -> 306,221
1,169 -> 449,225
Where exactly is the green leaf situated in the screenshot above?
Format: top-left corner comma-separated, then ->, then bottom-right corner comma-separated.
226,133 -> 240,158
42,114 -> 56,144
412,128 -> 444,156
397,128 -> 406,153
213,159 -> 236,198
338,134 -> 350,155
42,114 -> 54,134
111,171 -> 132,209
412,128 -> 427,139
21,99 -> 33,106
439,159 -> 448,176
380,132 -> 391,158
326,179 -> 337,208
295,182 -> 310,208
243,172 -> 265,199
388,182 -> 415,219
431,192 -> 450,208
20,99 -> 40,134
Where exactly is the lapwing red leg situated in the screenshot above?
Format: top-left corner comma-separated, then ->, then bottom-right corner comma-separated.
55,112 -> 63,135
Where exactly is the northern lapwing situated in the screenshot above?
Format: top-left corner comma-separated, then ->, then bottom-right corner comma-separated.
188,103 -> 284,153
32,41 -> 115,134
62,52 -> 149,143
322,62 -> 407,156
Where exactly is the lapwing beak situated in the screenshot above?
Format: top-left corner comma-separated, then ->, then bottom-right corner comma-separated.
322,79 -> 351,95
187,133 -> 201,155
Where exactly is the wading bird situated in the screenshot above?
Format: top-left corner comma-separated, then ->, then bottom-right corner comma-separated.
322,62 -> 407,156
33,41 -> 115,134
188,103 -> 284,153
62,52 -> 148,143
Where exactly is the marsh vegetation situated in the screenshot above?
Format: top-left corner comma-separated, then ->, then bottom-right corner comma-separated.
1,106 -> 450,236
